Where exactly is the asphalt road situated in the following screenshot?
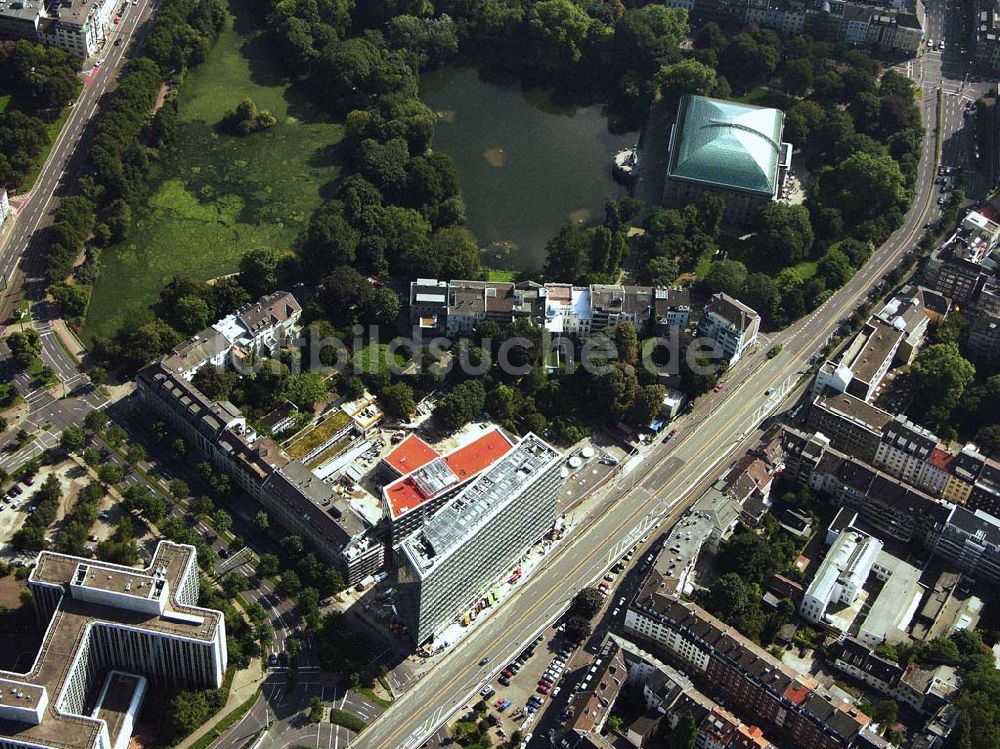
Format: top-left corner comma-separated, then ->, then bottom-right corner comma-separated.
350,23 -> 967,749
0,0 -> 157,469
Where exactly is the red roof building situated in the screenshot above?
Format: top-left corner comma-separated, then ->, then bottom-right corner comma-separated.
382,429 -> 515,541
381,434 -> 439,478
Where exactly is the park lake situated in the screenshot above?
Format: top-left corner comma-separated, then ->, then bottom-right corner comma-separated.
420,67 -> 636,272
83,35 -> 635,340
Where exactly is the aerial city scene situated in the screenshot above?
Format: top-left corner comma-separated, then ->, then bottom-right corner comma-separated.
1,0 -> 1000,746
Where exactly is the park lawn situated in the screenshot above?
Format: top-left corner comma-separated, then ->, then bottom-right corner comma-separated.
487,269 -> 517,282
0,94 -> 10,113
793,260 -> 818,280
83,6 -> 343,342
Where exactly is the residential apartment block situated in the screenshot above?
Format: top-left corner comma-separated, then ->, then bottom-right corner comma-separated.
696,292 -> 761,365
828,638 -> 960,716
397,433 -> 562,644
137,292 -> 385,586
0,543 -> 227,749
806,393 -> 893,463
0,0 -> 117,56
923,209 -> 1000,304
623,596 -> 883,749
408,278 -> 690,338
930,505 -> 1000,583
975,0 -> 1000,69
812,320 -> 903,403
667,0 -> 923,54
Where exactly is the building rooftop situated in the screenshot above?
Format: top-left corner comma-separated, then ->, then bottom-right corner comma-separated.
813,392 -> 894,433
400,433 -> 560,577
860,551 -> 922,645
668,95 -> 786,197
565,640 -> 628,736
382,434 -> 439,476
703,292 -> 760,332
383,428 -> 515,521
845,321 -> 903,385
0,543 -> 220,749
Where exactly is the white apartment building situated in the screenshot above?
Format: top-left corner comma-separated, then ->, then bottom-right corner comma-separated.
397,433 -> 562,644
799,528 -> 883,624
696,292 -> 760,365
0,543 -> 227,749
162,291 -> 302,381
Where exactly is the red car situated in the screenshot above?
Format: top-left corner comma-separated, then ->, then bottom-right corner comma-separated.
537,685 -> 550,695
668,428 -> 678,438
713,382 -> 724,392
113,15 -> 120,23
501,668 -> 513,678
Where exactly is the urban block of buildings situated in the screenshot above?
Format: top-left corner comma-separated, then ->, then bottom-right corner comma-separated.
558,634 -> 779,749
397,433 -> 562,644
137,292 -> 386,587
813,285 -> 950,405
0,0 -> 117,56
409,279 -> 691,338
0,542 -> 227,749
664,95 -> 792,228
623,595 -> 888,749
662,0 -> 924,55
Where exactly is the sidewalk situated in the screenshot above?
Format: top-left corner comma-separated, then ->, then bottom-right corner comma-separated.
174,658 -> 265,749
48,316 -> 87,365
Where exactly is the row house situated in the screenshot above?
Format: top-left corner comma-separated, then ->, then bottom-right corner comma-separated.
785,429 -> 953,543
408,278 -> 691,339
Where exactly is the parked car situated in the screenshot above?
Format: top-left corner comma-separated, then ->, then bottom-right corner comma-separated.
498,675 -> 511,687
480,686 -> 495,698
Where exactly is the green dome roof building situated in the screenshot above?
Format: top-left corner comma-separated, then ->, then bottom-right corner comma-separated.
665,95 -> 792,228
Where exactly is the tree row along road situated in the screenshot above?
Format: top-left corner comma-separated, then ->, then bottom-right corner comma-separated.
0,0 -> 156,466
351,57 -> 945,749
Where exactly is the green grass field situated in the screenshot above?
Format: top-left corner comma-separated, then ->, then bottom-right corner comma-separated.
486,269 -> 517,282
0,94 -> 10,114
83,8 -> 343,342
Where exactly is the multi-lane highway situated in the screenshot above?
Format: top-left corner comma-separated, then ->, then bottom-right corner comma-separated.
0,0 -> 157,468
350,17 -> 969,749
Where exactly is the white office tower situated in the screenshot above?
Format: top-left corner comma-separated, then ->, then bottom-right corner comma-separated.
398,433 -> 562,644
0,542 -> 227,749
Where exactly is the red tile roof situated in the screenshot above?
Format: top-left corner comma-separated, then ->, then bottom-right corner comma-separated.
928,447 -> 955,471
382,434 -> 438,476
383,429 -> 514,520
782,680 -> 811,705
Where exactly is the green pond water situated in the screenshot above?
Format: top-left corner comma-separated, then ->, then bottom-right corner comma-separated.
421,67 -> 636,272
